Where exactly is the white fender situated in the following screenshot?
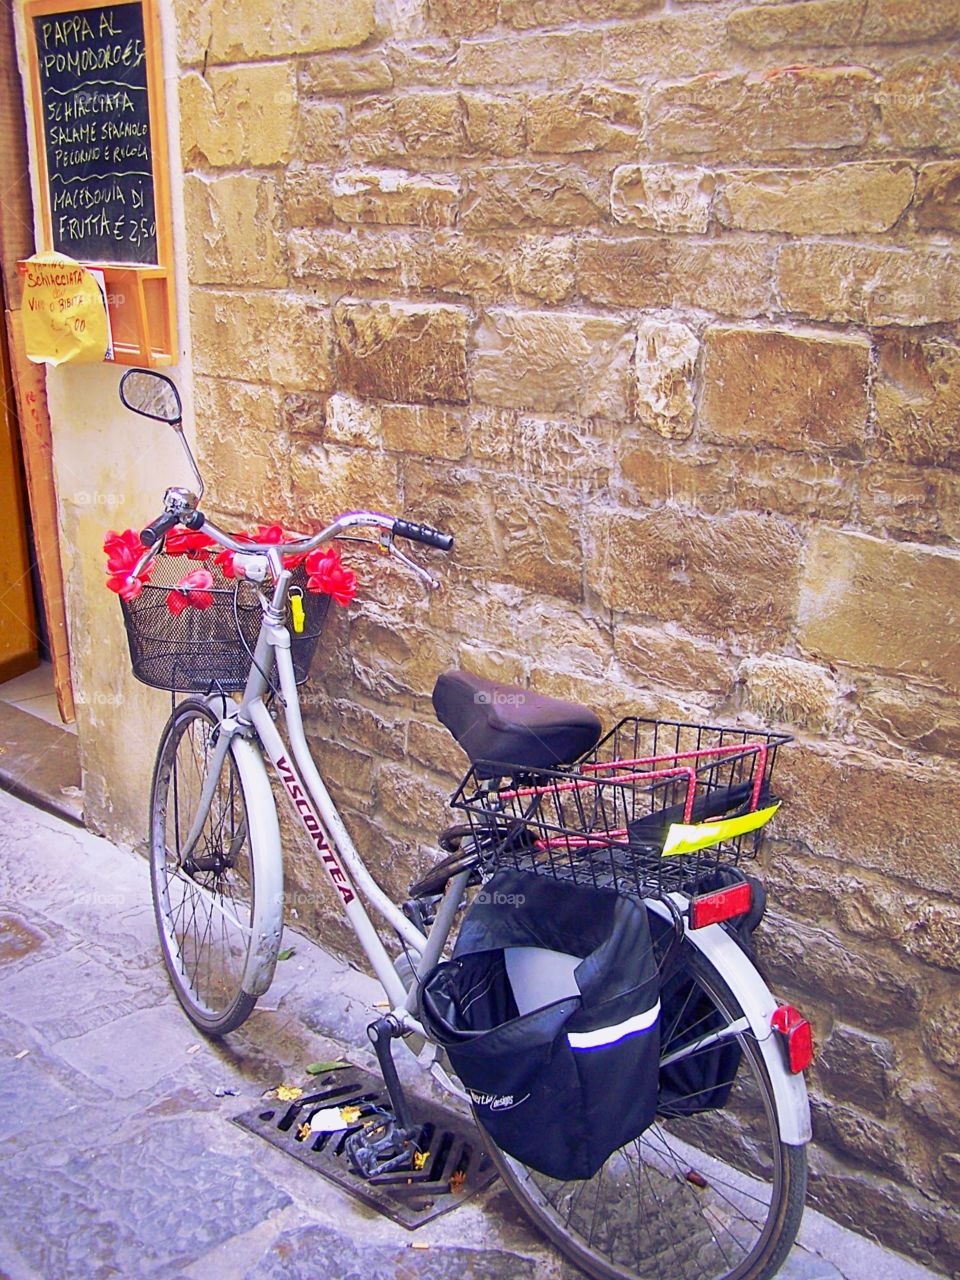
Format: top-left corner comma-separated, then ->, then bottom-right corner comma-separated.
229,734 -> 285,997
649,899 -> 812,1146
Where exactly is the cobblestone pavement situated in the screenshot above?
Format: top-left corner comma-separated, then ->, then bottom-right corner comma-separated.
0,789 -> 942,1280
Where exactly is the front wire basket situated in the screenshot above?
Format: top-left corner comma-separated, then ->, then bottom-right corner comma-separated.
451,717 -> 792,899
119,555 -> 331,693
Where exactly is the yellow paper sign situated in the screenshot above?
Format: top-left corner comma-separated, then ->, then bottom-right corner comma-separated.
21,252 -> 109,366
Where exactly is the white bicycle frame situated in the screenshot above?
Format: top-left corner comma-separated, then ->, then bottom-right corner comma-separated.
181,558 -> 811,1149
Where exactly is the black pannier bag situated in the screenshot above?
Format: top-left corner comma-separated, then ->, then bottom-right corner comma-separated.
654,870 -> 765,1117
419,869 -> 660,1181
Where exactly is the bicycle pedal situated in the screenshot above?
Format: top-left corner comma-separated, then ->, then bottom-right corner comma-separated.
346,1113 -> 420,1179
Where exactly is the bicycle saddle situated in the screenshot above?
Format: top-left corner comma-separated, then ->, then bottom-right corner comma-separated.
432,669 -> 602,773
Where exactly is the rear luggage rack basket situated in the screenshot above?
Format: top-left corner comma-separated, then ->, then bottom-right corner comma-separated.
451,716 -> 792,898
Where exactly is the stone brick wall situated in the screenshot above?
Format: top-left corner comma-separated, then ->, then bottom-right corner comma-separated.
174,0 -> 960,1267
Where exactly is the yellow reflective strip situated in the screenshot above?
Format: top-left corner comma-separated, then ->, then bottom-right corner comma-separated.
662,802 -> 781,858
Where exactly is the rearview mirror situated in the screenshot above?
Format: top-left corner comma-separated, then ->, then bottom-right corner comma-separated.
119,368 -> 182,425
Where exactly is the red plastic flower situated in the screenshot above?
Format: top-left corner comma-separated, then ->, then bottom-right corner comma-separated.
304,547 -> 357,607
164,528 -> 214,559
104,529 -> 152,600
167,569 -> 215,615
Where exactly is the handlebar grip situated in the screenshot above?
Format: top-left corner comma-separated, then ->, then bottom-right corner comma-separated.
140,511 -> 179,547
392,518 -> 454,552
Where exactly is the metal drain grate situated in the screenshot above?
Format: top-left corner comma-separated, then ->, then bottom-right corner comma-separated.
233,1062 -> 496,1228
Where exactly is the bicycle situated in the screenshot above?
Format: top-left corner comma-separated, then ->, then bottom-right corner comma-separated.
112,367 -> 813,1280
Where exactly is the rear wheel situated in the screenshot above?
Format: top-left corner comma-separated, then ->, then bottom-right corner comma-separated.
484,943 -> 807,1280
149,699 -> 262,1036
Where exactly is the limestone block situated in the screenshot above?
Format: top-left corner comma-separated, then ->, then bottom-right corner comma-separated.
528,87 -> 642,154
817,1023 -> 895,1114
508,236 -> 576,304
914,161 -> 960,232
194,377 -> 289,520
875,335 -> 960,468
207,0 -> 375,61
184,174 -> 286,288
173,0 -> 211,64
614,622 -> 735,695
798,529 -> 960,691
576,237 -> 772,316
463,94 -> 526,156
726,0 -> 960,46
588,507 -> 802,636
634,319 -> 699,440
323,392 -> 382,449
647,67 -> 876,161
502,0 -> 660,25
283,167 -> 335,228
717,163 -> 915,234
456,30 -> 604,86
811,1100 -> 911,1182
462,163 -> 606,229
386,40 -> 460,89
611,164 -> 713,232
290,442 -> 400,526
334,299 -> 469,404
601,13 -> 729,83
855,678 -> 960,758
753,911 -> 921,1031
470,409 -> 612,488
404,460 -> 581,599
180,65 -> 296,168
701,326 -> 870,453
778,747 -> 960,896
191,289 -> 333,392
376,763 -> 450,835
738,654 -> 838,731
423,234 -> 510,301
296,104 -> 346,164
879,56 -> 960,150
331,169 -> 460,227
300,53 -> 394,95
427,0 -> 498,35
836,880 -> 960,976
350,93 -> 465,162
289,228 -> 407,287
864,0 -> 960,44
380,404 -> 467,459
472,308 -> 633,418
728,0 -> 862,49
779,243 -> 960,326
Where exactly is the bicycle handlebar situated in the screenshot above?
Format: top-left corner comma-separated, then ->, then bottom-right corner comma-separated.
131,507 -> 454,587
391,518 -> 454,552
140,510 -> 180,547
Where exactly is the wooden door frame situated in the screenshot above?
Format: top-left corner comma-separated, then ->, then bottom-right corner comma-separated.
0,1 -> 74,722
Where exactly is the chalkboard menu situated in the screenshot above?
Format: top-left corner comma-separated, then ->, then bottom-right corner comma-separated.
32,2 -> 157,264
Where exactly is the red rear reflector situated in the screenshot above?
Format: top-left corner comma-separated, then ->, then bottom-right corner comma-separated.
689,881 -> 752,929
771,1004 -> 814,1073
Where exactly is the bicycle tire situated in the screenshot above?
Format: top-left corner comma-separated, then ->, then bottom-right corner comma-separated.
149,699 -> 268,1035
482,940 -> 807,1280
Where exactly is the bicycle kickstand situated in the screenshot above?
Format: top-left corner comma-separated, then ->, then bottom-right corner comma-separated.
346,1015 -> 422,1178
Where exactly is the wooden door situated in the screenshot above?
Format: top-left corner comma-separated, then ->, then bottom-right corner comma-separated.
0,329 -> 39,683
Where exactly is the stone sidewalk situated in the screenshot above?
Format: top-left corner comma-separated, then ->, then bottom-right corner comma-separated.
0,788 -> 943,1280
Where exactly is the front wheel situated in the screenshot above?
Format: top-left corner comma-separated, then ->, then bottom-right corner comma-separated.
484,942 -> 807,1280
149,699 -> 273,1036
